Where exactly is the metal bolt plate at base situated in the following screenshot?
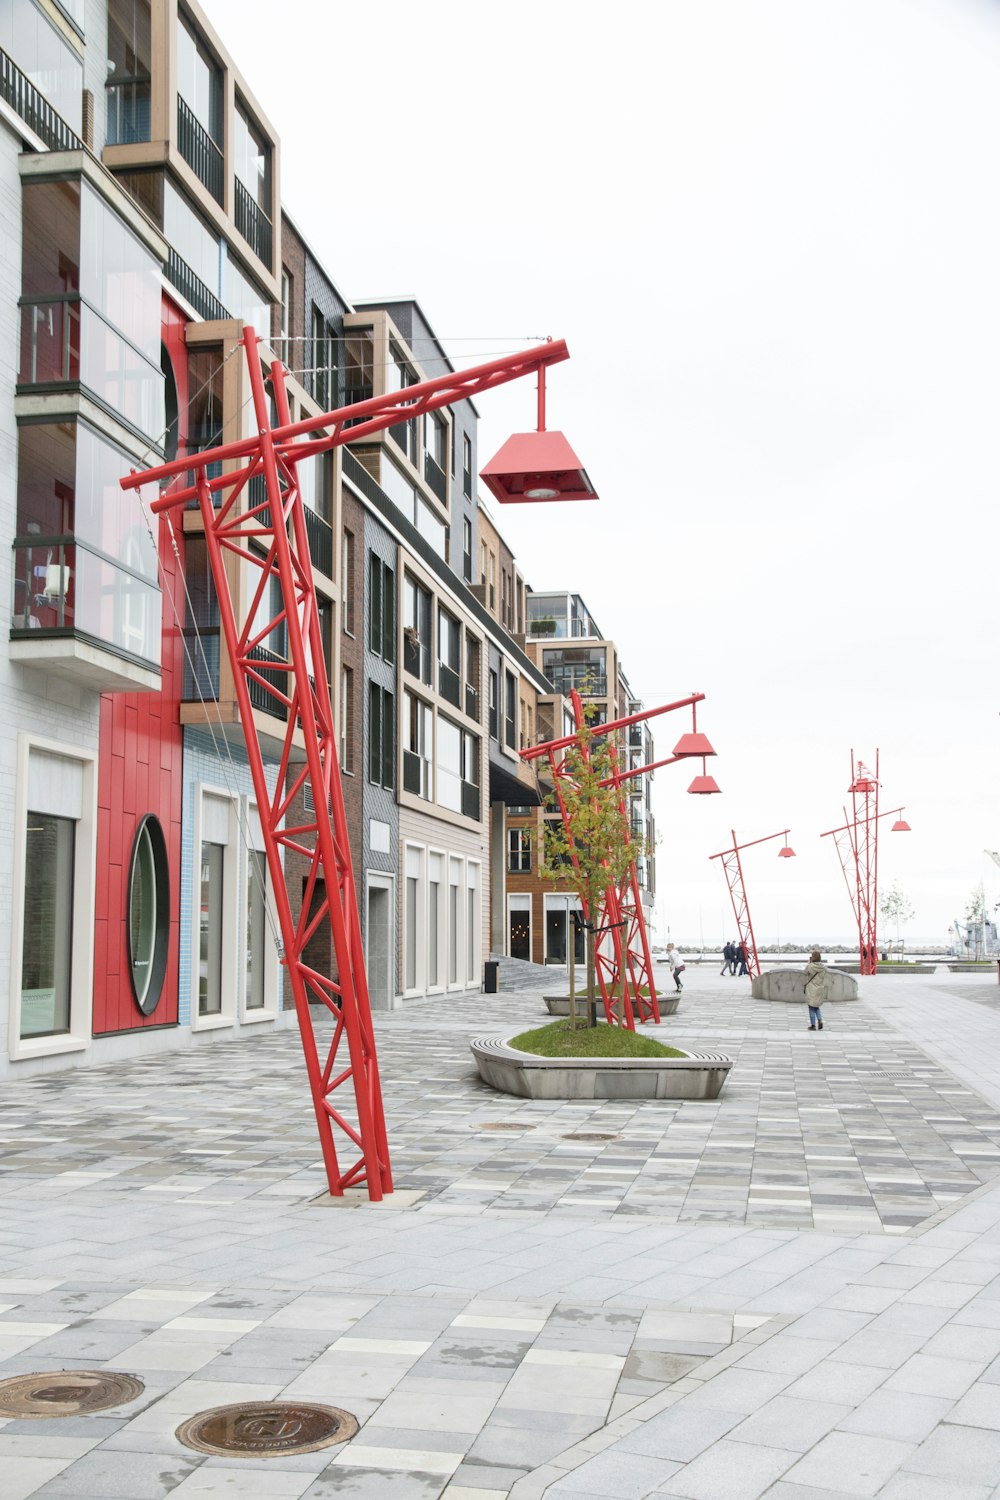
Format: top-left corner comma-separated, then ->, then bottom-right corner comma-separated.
176,1401 -> 359,1458
0,1370 -> 144,1418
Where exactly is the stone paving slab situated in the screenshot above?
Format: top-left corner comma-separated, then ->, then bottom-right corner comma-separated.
2,972 -> 1000,1495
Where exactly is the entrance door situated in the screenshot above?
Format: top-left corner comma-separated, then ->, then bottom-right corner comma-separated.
366,875 -> 394,1009
544,895 -> 585,964
509,909 -> 529,960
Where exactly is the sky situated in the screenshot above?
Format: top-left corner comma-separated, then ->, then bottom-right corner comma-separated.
201,0 -> 999,948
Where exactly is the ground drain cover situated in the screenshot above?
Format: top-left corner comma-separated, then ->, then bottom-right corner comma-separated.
562,1132 -> 621,1142
869,1072 -> 917,1079
177,1401 -> 358,1458
0,1370 -> 144,1419
479,1122 -> 534,1131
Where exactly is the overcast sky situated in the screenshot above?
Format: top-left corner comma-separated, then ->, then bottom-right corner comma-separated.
202,0 -> 999,948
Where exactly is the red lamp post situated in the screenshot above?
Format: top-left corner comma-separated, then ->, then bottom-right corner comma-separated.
709,829 -> 796,979
520,693 -> 718,1029
480,361 -> 598,504
121,332 -> 590,1201
820,749 -> 910,975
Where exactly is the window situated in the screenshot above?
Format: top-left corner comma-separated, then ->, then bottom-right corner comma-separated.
424,411 -> 446,468
448,856 -> 461,985
280,269 -> 291,341
20,813 -> 75,1038
508,829 -> 532,873
480,540 -> 488,588
541,645 -> 609,697
489,670 -> 499,739
501,568 -> 511,630
403,689 -> 432,799
437,716 -> 480,819
340,665 -> 354,772
198,838 -> 224,1016
462,516 -> 473,582
106,0 -> 152,146
438,606 -> 461,707
245,849 -> 268,1010
488,551 -> 496,611
341,530 -> 355,635
402,573 -> 431,683
504,670 -> 517,749
465,635 -> 480,721
127,814 -> 169,1016
312,304 -> 337,409
176,12 -> 222,143
368,552 -> 394,660
463,433 -> 473,498
466,863 -> 480,984
428,851 -> 443,989
368,682 -> 394,789
404,844 -> 424,992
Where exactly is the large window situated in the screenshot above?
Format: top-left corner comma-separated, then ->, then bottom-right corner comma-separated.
340,666 -> 354,772
462,516 -> 473,581
20,813 -> 75,1038
508,829 -> 532,874
463,434 -> 473,498
106,0 -> 152,146
245,849 -> 268,1010
403,690 -> 432,799
438,606 -> 461,708
541,645 -> 608,697
368,683 -> 394,789
437,716 -> 480,820
504,670 -> 517,749
402,574 -> 431,683
198,839 -> 224,1016
369,553 -> 395,661
342,530 -> 355,635
176,11 -> 222,143
313,305 -> 337,409
0,4 -> 84,132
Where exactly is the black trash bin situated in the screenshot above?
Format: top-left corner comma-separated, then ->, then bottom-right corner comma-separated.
484,960 -> 499,993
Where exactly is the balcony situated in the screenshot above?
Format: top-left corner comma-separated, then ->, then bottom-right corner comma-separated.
166,250 -> 229,323
245,644 -> 288,721
182,626 -> 220,699
302,506 -> 333,579
0,47 -> 81,152
177,95 -> 224,205
11,536 -> 161,692
438,661 -> 461,709
234,178 -> 272,269
423,451 -> 447,503
105,78 -> 150,145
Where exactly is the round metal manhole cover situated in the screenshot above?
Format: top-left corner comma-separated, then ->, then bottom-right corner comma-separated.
0,1370 -> 144,1419
177,1401 -> 359,1458
562,1132 -> 621,1142
478,1122 -> 534,1132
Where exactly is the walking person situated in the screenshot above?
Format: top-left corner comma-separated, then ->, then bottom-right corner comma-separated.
735,942 -> 748,976
720,942 -> 734,976
729,941 -> 738,975
665,942 -> 686,993
804,948 -> 828,1030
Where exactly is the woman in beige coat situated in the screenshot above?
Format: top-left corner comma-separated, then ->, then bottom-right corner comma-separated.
804,949 -> 827,1030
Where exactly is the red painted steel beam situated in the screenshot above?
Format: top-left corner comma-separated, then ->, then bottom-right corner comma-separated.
708,828 -> 791,979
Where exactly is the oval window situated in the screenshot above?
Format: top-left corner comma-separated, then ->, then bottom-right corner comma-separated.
127,815 -> 169,1015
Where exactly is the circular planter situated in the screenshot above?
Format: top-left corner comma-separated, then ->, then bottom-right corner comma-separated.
543,995 -> 680,1018
470,1036 -> 732,1100
751,971 -> 859,1002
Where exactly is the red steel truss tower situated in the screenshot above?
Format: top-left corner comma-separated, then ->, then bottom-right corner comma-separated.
709,829 -> 796,980
821,750 -> 910,975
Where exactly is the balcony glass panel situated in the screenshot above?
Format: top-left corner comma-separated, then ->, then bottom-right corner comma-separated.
106,0 -> 151,144
164,181 -> 221,297
225,252 -> 270,338
436,716 -> 462,813
176,14 -> 221,144
12,539 -> 160,663
19,299 -> 163,442
0,8 -> 83,132
79,183 -> 161,360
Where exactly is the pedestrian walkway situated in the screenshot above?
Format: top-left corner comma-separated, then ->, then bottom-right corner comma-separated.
2,967 -> 1000,1496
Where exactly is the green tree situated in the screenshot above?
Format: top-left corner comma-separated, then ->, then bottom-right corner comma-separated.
538,717 -> 641,1029
879,882 -> 914,958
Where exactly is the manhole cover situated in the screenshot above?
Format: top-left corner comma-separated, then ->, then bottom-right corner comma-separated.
0,1370 -> 144,1419
478,1122 -> 534,1131
562,1132 -> 621,1142
177,1401 -> 358,1457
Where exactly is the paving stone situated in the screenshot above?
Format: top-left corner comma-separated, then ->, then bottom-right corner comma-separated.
781,1431 -> 915,1495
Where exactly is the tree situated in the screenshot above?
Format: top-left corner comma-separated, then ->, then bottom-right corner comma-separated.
538,715 -> 641,1029
966,884 -> 987,961
878,883 -> 914,958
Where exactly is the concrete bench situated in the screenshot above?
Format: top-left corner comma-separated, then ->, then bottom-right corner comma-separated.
751,970 -> 859,1002
543,994 -> 680,1018
470,1036 -> 732,1100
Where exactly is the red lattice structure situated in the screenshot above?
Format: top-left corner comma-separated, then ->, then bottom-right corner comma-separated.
521,691 -> 711,1029
709,829 -> 794,980
122,329 -> 576,1199
821,750 -> 910,976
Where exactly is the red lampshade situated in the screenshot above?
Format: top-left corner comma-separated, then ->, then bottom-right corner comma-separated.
891,818 -> 911,832
687,772 -> 721,795
778,845 -> 796,858
480,429 -> 598,504
673,731 -> 716,758
850,777 -> 876,794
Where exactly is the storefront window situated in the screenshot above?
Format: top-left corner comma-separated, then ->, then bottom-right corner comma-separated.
20,813 -> 75,1038
245,849 -> 267,1009
198,840 -> 224,1015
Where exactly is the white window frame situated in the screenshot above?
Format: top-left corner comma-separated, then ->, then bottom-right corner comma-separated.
191,785 -> 240,1031
426,848 -> 446,995
447,854 -> 464,992
8,733 -> 97,1062
403,842 -> 427,997
240,798 -> 279,1023
465,859 -> 481,985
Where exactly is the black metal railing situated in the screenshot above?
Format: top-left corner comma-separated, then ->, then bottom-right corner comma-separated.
423,452 -> 447,502
342,383 -> 374,429
234,177 -> 272,268
167,249 -> 229,323
461,781 -> 481,821
0,47 -> 81,152
302,505 -> 333,578
177,95 -> 224,204
438,662 -> 461,709
245,643 -> 288,720
182,627 -> 220,699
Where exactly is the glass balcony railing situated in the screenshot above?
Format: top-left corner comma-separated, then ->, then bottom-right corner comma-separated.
12,536 -> 161,667
18,298 -> 79,385
177,95 -> 224,205
105,78 -> 151,144
234,178 -> 272,269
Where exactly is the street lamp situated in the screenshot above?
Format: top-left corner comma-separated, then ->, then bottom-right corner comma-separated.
709,828 -> 796,979
122,332 -> 593,1202
820,748 -> 910,975
480,362 -> 598,503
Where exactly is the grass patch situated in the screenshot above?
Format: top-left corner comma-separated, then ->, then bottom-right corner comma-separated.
508,1019 -> 686,1059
